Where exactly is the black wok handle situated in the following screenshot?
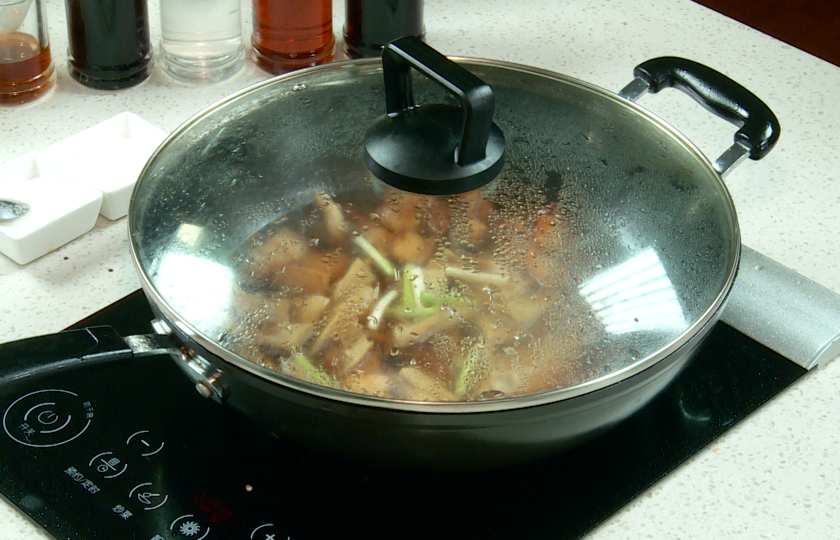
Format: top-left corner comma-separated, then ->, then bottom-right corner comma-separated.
382,36 -> 495,166
0,327 -> 134,386
629,57 -> 780,160
0,327 -> 224,401
364,36 -> 505,195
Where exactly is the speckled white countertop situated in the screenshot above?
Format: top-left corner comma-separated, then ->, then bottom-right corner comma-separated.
1,0 -> 838,538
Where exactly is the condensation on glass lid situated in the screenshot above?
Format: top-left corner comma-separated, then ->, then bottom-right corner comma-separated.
180,174 -> 690,403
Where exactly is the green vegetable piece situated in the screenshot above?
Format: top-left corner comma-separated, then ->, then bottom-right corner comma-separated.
454,347 -> 485,397
389,264 -> 435,320
419,290 -> 469,310
386,264 -> 472,321
353,236 -> 397,279
386,304 -> 435,320
291,352 -> 334,387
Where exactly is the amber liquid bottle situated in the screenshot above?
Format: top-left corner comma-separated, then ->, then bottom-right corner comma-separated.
0,0 -> 56,105
65,0 -> 153,89
0,35 -> 54,105
251,0 -> 335,75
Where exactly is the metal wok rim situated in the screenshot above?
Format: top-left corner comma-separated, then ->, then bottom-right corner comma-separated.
129,56 -> 741,414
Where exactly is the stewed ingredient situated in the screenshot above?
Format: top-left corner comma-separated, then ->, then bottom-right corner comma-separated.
225,178 -> 601,401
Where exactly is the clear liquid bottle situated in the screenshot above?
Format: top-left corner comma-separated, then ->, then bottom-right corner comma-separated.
64,0 -> 153,89
160,0 -> 245,83
251,0 -> 335,75
0,0 -> 55,105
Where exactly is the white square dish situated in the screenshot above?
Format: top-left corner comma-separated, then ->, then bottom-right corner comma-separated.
43,112 -> 167,220
0,152 -> 104,265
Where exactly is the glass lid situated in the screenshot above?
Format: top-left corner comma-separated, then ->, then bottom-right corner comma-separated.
130,46 -> 738,406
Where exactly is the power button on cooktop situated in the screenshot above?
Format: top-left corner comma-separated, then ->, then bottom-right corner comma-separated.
2,389 -> 93,448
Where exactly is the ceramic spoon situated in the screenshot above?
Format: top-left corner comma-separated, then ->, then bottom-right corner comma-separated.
0,199 -> 31,220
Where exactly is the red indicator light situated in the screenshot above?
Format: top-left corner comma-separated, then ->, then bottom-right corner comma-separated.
193,493 -> 234,524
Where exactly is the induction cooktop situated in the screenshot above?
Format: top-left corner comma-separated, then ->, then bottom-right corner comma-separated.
0,289 -> 807,539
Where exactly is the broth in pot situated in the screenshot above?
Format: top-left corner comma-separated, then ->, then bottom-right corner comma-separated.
221,171 -> 607,402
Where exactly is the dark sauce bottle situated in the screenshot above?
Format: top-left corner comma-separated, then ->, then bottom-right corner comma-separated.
344,0 -> 424,58
65,0 -> 153,90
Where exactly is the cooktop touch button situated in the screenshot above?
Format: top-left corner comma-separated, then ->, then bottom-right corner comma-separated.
89,451 -> 129,478
250,523 -> 281,540
129,482 -> 170,511
2,389 -> 93,447
126,429 -> 165,457
170,514 -> 210,539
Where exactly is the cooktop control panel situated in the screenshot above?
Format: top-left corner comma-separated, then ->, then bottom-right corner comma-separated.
0,291 -> 807,540
0,356 -> 307,540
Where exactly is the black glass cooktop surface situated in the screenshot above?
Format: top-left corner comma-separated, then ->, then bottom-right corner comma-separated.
0,290 -> 806,539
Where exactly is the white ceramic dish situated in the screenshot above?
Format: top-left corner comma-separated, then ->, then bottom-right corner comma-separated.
0,152 -> 103,265
43,112 -> 167,220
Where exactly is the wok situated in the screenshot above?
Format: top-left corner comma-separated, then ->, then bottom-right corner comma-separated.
0,38 -> 779,469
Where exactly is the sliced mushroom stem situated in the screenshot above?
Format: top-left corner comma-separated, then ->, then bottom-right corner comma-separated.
367,289 -> 399,329
403,264 -> 425,308
314,191 -> 349,242
444,266 -> 509,286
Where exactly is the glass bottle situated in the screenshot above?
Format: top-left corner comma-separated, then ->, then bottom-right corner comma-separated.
159,0 -> 245,83
0,0 -> 55,105
344,0 -> 424,58
251,0 -> 335,75
64,0 -> 153,90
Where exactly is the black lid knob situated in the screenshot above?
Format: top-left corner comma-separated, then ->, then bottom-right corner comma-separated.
363,36 -> 505,195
